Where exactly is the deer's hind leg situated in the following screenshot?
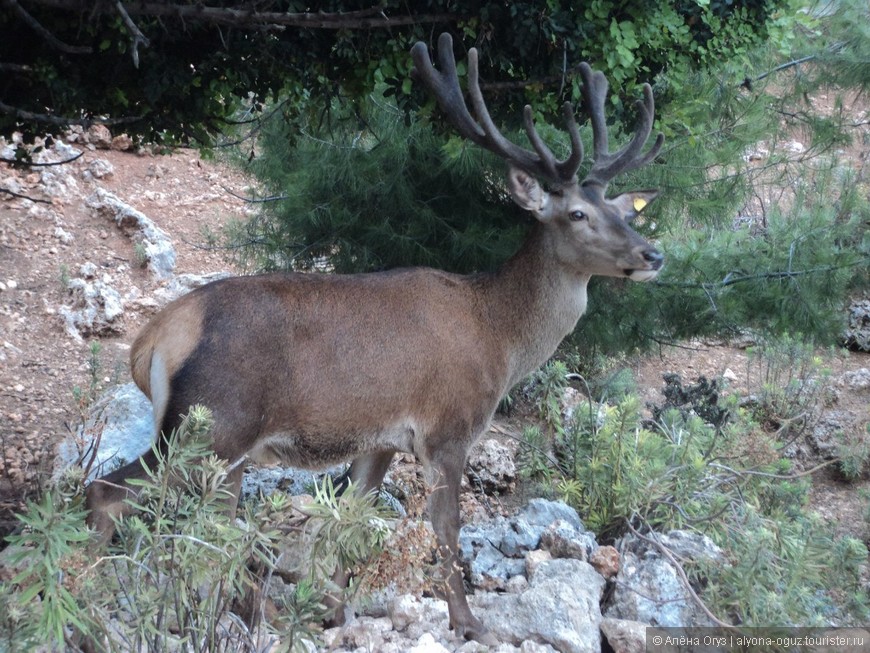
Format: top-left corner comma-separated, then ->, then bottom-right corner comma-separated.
323,450 -> 396,626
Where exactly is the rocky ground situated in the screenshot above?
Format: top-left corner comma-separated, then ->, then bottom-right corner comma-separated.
1,128 -> 868,651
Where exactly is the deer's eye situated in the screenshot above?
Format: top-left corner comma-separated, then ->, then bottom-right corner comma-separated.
569,210 -> 587,222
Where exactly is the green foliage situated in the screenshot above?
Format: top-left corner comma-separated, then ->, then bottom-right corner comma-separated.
72,340 -> 104,418
526,360 -> 571,433
229,98 -> 525,274
302,476 -> 393,589
517,426 -> 556,483
1,1 -> 787,144
3,492 -> 92,649
700,508 -> 869,626
837,423 -> 870,481
0,406 -> 396,652
744,334 -> 834,442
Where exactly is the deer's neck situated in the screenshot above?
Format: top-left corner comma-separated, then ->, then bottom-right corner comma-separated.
481,223 -> 590,387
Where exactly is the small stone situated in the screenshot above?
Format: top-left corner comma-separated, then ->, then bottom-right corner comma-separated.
466,438 -> 517,494
600,618 -> 648,653
590,545 -> 620,579
6,279 -> 18,290
722,368 -> 738,382
111,134 -> 134,151
85,159 -> 115,180
840,368 -> 870,392
389,594 -> 423,631
87,124 -> 112,149
505,574 -> 529,594
409,633 -> 451,653
525,549 -> 552,578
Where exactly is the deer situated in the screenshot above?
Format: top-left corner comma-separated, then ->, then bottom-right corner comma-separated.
84,32 -> 664,645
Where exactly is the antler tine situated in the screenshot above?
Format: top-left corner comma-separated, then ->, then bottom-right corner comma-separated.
411,33 -> 583,185
521,102 -> 584,182
579,63 -> 664,188
410,34 -> 486,145
579,63 -> 610,163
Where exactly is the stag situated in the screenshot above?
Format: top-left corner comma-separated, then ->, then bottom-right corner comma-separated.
85,33 -> 664,644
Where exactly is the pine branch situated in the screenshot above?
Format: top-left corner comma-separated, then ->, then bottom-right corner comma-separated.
655,259 -> 869,290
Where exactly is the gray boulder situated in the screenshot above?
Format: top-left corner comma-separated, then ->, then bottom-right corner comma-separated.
605,530 -> 722,627
459,499 -> 596,590
471,558 -> 605,653
87,187 -> 176,279
55,382 -> 153,480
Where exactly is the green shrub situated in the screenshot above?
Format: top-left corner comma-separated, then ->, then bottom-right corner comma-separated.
744,334 -> 835,443
0,406 -> 395,652
516,340 -> 869,626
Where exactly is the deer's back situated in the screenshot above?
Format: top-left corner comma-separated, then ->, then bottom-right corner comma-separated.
131,269 -> 509,466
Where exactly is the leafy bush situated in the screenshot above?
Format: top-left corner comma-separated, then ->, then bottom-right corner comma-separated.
0,406 -> 395,652
744,334 -> 835,444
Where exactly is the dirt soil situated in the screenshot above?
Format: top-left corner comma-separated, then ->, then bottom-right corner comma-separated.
0,134 -> 868,545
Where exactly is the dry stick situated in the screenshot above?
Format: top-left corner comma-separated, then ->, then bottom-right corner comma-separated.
0,99 -> 143,128
0,151 -> 84,167
709,458 -> 839,481
25,0 -> 454,31
0,187 -> 52,204
220,184 -> 288,204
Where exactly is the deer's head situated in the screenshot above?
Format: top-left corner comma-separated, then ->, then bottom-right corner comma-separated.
411,34 -> 665,281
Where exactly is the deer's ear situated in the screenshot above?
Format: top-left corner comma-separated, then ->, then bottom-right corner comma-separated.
507,167 -> 548,215
609,189 -> 659,221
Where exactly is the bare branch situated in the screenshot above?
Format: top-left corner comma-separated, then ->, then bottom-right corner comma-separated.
1,0 -> 92,54
654,259 -> 870,290
115,1 -> 151,68
625,519 -> 737,630
22,0 -> 455,30
0,151 -> 84,167
0,187 -> 51,203
220,185 -> 288,204
0,99 -> 143,128
0,62 -> 33,73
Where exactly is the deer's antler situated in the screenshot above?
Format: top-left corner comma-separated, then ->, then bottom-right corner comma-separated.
411,33 -> 583,185
578,62 -> 664,188
410,33 -> 664,190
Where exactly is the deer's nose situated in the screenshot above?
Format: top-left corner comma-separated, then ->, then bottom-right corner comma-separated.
642,249 -> 664,268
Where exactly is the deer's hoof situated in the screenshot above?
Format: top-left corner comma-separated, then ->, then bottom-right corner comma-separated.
457,618 -> 499,646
